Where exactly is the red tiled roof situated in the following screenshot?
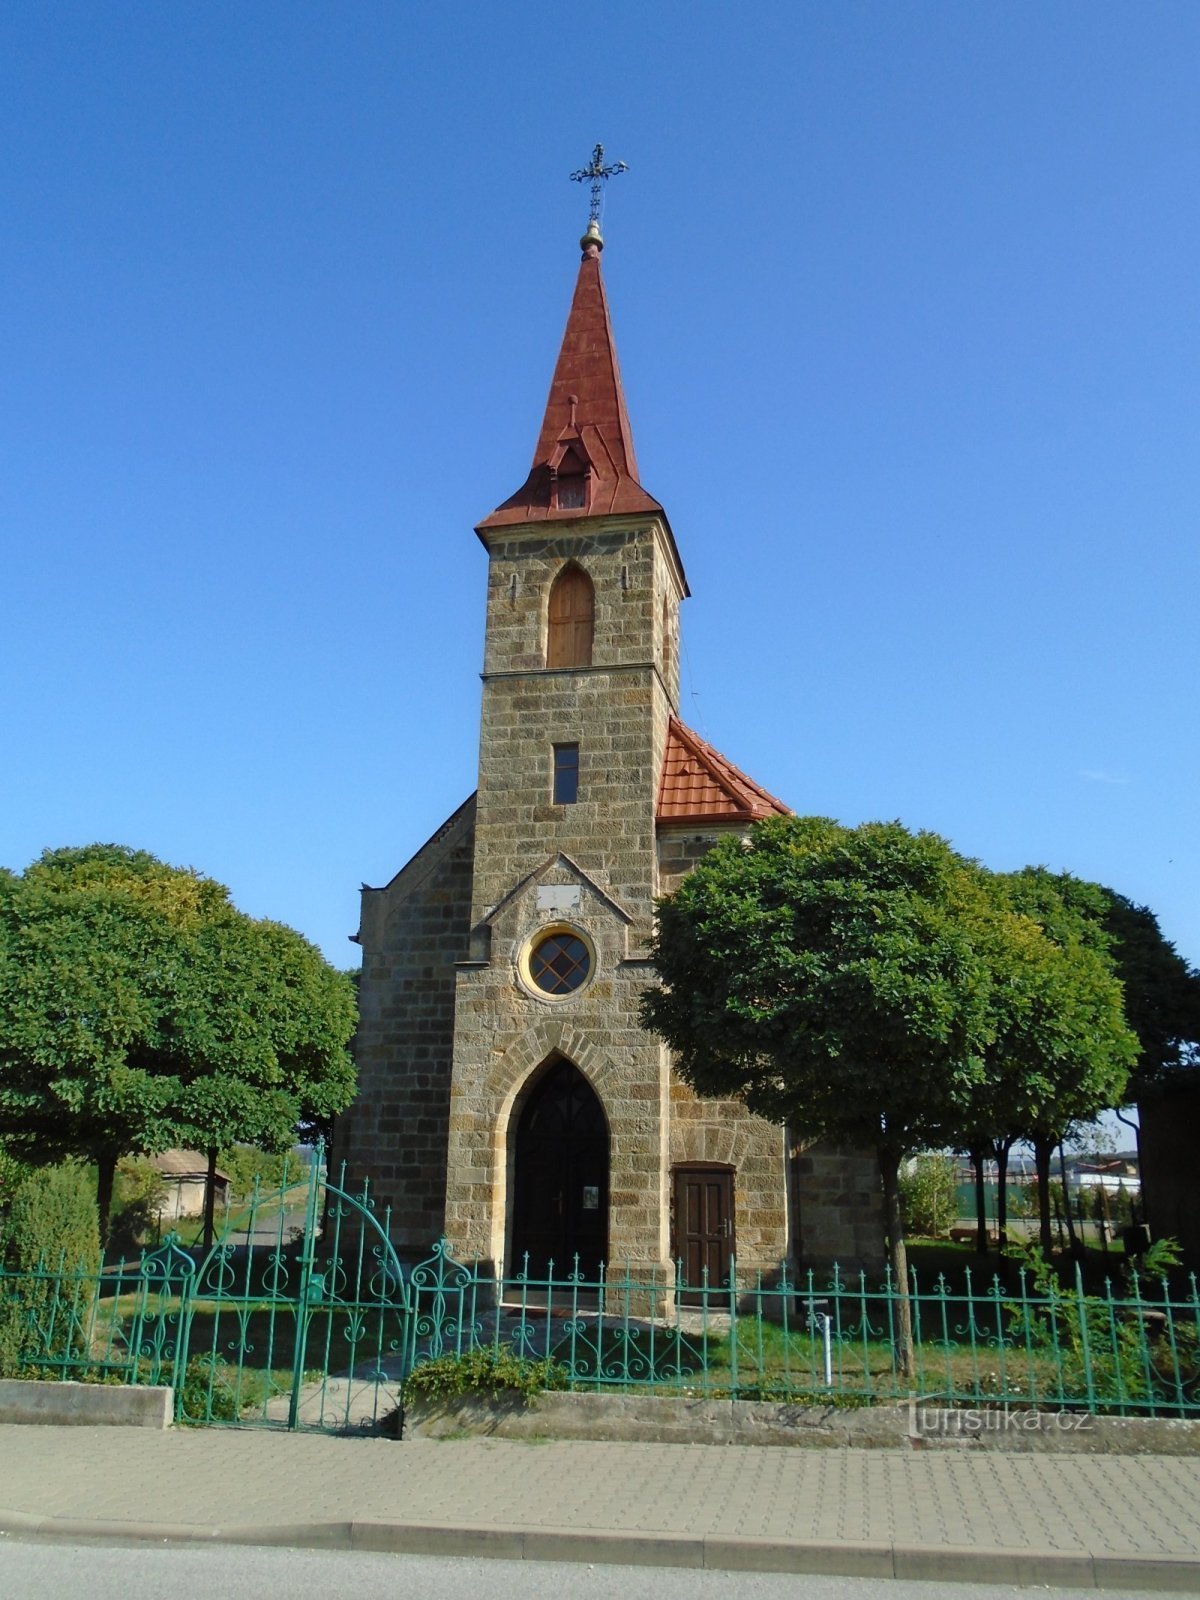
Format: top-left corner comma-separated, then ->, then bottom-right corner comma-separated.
657,718 -> 791,826
477,243 -> 663,531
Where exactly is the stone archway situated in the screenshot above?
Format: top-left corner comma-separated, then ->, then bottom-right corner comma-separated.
509,1055 -> 609,1278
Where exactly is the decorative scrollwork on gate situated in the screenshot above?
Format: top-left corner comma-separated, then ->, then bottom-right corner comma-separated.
409,1238 -> 484,1361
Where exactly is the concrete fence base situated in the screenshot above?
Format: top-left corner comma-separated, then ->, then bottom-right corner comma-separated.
404,1389 -> 1200,1454
0,1380 -> 173,1429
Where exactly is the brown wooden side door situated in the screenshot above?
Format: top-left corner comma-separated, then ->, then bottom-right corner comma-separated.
672,1165 -> 734,1302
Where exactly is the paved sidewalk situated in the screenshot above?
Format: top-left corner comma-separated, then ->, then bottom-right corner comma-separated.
0,1426 -> 1198,1590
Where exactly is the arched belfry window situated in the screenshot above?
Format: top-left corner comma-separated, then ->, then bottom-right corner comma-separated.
547,564 -> 594,669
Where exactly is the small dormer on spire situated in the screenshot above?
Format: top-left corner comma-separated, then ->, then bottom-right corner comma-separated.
547,397 -> 594,512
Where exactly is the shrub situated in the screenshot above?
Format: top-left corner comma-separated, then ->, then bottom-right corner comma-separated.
0,1143 -> 28,1208
899,1154 -> 959,1236
0,1162 -> 101,1378
404,1343 -> 568,1404
1007,1237 -> 1198,1414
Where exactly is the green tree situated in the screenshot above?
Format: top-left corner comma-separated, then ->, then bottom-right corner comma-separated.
642,816 -> 1001,1372
217,1143 -> 306,1203
1004,870 -> 1200,1097
0,845 -> 357,1244
641,816 -> 1138,1372
898,1154 -> 960,1237
958,879 -> 1137,1253
998,869 -> 1179,1250
107,1156 -> 169,1257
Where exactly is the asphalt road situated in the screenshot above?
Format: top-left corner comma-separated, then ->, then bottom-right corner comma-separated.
0,1541 -> 1167,1600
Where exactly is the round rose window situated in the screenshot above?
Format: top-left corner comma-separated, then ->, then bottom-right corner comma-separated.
529,931 -> 591,995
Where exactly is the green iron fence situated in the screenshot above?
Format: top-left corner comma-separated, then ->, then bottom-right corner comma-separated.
465,1253 -> 1200,1419
1,1156 -> 1197,1428
0,1153 -> 413,1431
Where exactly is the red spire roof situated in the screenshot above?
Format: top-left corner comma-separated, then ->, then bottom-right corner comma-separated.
477,227 -> 663,531
657,717 -> 791,827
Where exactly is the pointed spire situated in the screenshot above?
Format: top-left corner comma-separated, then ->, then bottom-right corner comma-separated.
477,231 -> 662,531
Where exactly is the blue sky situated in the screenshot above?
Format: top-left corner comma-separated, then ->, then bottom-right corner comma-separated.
2,2 -> 1197,978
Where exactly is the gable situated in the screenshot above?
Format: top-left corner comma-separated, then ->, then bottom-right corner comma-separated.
481,850 -> 634,932
357,794 -> 476,952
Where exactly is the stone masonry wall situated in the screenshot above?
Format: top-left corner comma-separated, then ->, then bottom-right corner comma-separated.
341,801 -> 475,1254
667,1077 -> 790,1274
657,825 -> 741,896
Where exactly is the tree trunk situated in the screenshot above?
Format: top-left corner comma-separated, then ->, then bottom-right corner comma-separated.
1114,1108 -> 1142,1222
1097,1181 -> 1111,1259
969,1146 -> 989,1253
879,1148 -> 914,1380
995,1138 -> 1012,1251
95,1149 -> 118,1257
1033,1135 -> 1055,1255
203,1147 -> 218,1251
1058,1142 -> 1081,1259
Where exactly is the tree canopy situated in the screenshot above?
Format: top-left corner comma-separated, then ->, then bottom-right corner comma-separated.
1002,868 -> 1200,1099
0,845 -> 357,1236
641,816 -> 1138,1361
961,869 -> 1139,1248
643,817 -> 999,1155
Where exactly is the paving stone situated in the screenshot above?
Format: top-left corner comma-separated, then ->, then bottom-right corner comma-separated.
1,1425 -> 1198,1575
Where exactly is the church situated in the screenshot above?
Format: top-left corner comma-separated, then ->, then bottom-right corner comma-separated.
338,208 -> 883,1287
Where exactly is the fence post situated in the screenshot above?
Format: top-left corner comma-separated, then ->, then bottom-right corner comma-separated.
286,1154 -> 323,1431
1073,1260 -> 1096,1411
728,1255 -> 738,1396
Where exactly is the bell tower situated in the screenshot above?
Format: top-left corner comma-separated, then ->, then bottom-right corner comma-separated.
468,217 -> 687,937
348,169 -> 881,1284
443,211 -> 688,1272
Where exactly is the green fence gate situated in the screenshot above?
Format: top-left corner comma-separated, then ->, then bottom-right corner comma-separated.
0,1153 -> 416,1432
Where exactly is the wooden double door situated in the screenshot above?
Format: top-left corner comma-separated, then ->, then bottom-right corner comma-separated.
673,1165 -> 735,1302
510,1057 -> 608,1278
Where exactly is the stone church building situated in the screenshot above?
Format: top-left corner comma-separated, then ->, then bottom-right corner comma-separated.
338,218 -> 883,1285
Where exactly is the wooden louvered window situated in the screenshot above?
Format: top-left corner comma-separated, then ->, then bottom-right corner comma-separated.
547,565 -> 594,669
554,446 -> 588,510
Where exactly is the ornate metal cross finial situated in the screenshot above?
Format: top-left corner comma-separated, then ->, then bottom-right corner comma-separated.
570,143 -> 628,225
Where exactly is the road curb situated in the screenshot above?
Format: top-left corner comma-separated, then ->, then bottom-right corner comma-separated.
2,1507 -> 1200,1589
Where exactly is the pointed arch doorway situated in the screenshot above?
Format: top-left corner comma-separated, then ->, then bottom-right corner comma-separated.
510,1056 -> 608,1278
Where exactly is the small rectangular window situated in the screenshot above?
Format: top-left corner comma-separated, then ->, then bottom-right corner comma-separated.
553,743 -> 580,804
